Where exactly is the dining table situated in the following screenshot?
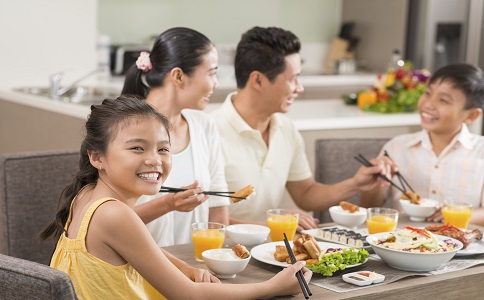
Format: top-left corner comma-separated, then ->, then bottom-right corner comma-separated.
164,215 -> 484,299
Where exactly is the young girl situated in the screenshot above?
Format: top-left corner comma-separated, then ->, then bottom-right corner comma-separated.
40,96 -> 312,299
122,27 -> 228,246
361,63 -> 484,225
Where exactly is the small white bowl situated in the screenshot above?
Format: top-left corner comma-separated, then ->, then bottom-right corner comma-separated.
226,224 -> 270,246
399,198 -> 440,221
329,205 -> 367,228
202,248 -> 251,278
366,232 -> 463,272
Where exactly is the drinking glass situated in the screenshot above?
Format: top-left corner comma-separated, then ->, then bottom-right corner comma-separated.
191,222 -> 225,262
442,201 -> 473,229
266,209 -> 299,242
366,207 -> 399,234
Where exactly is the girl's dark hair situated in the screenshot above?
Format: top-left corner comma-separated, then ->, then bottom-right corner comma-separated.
39,95 -> 171,242
429,63 -> 484,109
121,27 -> 214,98
234,26 -> 301,89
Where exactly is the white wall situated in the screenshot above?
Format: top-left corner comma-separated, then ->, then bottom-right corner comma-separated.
0,0 -> 98,88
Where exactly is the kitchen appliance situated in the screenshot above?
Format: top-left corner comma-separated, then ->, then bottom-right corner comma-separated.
405,0 -> 470,72
110,45 -> 151,75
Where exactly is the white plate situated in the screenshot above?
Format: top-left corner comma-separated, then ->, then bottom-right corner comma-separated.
302,227 -> 371,249
455,239 -> 484,256
250,241 -> 366,268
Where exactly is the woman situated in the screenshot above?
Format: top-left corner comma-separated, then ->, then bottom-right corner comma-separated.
122,27 -> 229,246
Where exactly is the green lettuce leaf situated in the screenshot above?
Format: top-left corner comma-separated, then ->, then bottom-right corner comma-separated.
306,248 -> 369,276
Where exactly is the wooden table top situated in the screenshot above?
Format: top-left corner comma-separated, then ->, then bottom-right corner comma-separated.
164,216 -> 484,299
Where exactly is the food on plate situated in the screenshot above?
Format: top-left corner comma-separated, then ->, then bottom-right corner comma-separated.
400,191 -> 421,205
318,227 -> 369,248
340,201 -> 360,213
232,244 -> 250,259
425,223 -> 483,249
376,226 -> 459,253
231,185 -> 255,203
273,234 -> 369,276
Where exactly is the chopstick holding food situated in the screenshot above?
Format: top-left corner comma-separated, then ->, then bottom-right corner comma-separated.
159,184 -> 255,202
283,233 -> 312,299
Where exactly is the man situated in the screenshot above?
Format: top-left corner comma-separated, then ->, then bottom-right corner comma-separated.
210,26 -> 389,230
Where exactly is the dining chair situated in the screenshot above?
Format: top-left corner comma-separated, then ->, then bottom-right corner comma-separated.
313,138 -> 389,223
0,253 -> 78,300
0,150 -> 79,265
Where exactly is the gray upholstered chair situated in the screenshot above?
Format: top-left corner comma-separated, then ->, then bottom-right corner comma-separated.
0,254 -> 77,299
0,150 -> 79,265
313,138 -> 389,223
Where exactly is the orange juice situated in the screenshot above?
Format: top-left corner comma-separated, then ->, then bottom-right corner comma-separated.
442,206 -> 472,229
367,215 -> 397,234
267,215 -> 298,241
191,229 -> 225,260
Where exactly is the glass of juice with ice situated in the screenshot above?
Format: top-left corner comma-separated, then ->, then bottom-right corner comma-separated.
266,209 -> 299,241
442,201 -> 473,229
191,222 -> 225,262
366,207 -> 398,234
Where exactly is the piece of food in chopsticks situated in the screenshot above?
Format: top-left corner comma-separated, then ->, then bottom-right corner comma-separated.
230,185 -> 255,203
340,201 -> 360,213
425,223 -> 483,249
232,244 -> 250,259
400,191 -> 422,205
275,234 -> 369,276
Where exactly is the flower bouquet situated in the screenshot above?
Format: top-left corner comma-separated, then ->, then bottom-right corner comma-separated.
343,63 -> 430,113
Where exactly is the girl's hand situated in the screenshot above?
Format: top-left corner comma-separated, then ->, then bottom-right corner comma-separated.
187,267 -> 221,283
166,180 -> 209,212
269,261 -> 313,296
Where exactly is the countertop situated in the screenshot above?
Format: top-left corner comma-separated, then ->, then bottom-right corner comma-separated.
0,82 -> 420,131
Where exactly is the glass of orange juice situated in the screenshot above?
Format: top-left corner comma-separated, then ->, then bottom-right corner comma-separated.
266,209 -> 299,242
366,207 -> 398,234
191,222 -> 225,262
442,201 -> 473,229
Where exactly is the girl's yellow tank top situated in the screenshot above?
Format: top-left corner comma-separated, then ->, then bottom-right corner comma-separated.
50,197 -> 166,300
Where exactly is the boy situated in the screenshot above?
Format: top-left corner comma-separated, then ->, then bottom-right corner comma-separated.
360,63 -> 484,225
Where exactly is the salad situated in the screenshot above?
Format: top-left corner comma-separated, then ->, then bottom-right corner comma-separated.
306,247 -> 369,276
376,226 -> 459,253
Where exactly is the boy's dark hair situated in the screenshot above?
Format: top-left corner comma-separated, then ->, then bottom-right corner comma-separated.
430,63 -> 484,109
39,95 -> 171,243
122,27 -> 214,98
234,26 -> 301,89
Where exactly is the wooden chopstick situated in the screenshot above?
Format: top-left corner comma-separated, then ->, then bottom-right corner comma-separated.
383,150 -> 416,193
283,233 -> 311,299
354,154 -> 413,199
159,186 -> 246,200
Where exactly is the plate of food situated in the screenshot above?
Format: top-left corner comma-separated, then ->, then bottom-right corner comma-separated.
250,234 -> 369,276
425,224 -> 483,256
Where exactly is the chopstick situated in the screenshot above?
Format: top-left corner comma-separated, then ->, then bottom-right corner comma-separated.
159,186 -> 246,200
283,233 -> 311,299
383,150 -> 416,193
354,154 -> 413,199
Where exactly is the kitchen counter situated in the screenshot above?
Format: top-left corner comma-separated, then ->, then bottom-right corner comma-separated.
0,87 -> 420,131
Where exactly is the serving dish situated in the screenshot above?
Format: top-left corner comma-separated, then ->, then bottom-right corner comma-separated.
366,232 -> 463,272
250,241 -> 367,268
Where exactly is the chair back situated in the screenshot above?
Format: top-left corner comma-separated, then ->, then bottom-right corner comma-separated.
0,253 -> 77,299
0,150 -> 79,265
313,138 -> 389,223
